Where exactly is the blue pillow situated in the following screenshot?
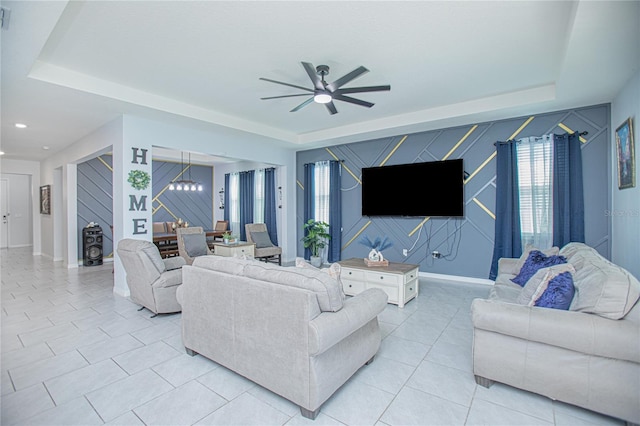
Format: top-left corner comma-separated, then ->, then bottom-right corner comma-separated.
535,272 -> 575,310
511,250 -> 567,287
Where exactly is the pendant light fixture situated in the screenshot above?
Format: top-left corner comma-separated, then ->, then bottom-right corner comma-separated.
168,152 -> 203,192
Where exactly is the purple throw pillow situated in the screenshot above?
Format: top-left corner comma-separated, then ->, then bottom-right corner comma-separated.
534,272 -> 575,310
511,250 -> 567,287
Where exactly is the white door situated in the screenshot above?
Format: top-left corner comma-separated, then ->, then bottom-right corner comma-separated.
0,179 -> 9,249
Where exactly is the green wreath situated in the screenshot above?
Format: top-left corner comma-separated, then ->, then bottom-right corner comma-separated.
128,170 -> 151,190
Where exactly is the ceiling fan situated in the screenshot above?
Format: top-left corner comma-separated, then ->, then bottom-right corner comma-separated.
259,62 -> 390,115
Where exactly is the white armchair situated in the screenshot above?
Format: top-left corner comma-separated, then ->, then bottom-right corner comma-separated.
117,239 -> 186,317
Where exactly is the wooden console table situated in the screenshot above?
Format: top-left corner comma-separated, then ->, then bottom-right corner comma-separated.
338,258 -> 419,308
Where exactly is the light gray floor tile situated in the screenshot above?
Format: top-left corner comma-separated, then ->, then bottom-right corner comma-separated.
77,333 -> 144,364
134,380 -> 227,425
352,355 -> 415,395
2,316 -> 54,337
196,392 -> 291,425
20,396 -> 103,425
1,369 -> 15,395
405,360 -> 477,407
0,383 -> 55,425
47,306 -> 100,325
321,379 -> 394,426
86,369 -> 174,422
152,353 -> 219,387
9,350 -> 89,390
112,340 -> 181,374
377,335 -> 430,367
554,411 -> 625,426
424,339 -> 473,373
104,411 -> 146,426
248,385 -> 300,417
130,320 -> 181,345
474,382 -> 554,422
285,412 -> 346,425
552,400 -> 625,425
377,305 -> 413,326
197,365 -> 256,401
378,321 -> 397,339
437,323 -> 474,346
17,322 -> 80,347
99,315 -> 154,337
466,398 -> 552,425
44,359 -> 128,405
1,341 -> 54,372
1,334 -> 24,353
391,318 -> 446,346
163,332 -> 187,351
380,386 -> 468,426
24,302 -> 77,320
46,327 -> 110,354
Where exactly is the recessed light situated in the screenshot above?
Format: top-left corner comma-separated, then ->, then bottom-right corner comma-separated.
0,151 -> 5,156
42,146 -> 49,150
15,123 -> 27,129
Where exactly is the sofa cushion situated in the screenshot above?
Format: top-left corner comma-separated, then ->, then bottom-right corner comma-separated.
570,257 -> 640,320
183,233 -> 208,257
516,263 -> 576,306
244,263 -> 344,312
512,250 -> 567,287
140,242 -> 166,275
534,272 -> 575,310
251,231 -> 274,248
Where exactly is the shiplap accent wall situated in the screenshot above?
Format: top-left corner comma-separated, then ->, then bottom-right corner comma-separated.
296,104 -> 611,279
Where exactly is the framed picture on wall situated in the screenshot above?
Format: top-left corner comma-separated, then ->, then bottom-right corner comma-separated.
615,117 -> 635,190
40,185 -> 51,215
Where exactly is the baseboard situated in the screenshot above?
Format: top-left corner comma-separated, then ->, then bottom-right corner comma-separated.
419,271 -> 494,286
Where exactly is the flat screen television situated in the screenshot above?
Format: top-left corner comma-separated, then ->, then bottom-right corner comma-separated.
361,159 -> 464,217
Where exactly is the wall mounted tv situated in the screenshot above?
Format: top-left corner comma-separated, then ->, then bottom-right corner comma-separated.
361,159 -> 464,217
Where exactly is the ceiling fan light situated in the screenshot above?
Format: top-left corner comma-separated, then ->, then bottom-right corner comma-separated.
314,93 -> 332,104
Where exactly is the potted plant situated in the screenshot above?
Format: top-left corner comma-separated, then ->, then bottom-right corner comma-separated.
222,231 -> 233,244
301,219 -> 330,268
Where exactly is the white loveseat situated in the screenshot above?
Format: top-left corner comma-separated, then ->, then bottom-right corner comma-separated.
472,243 -> 640,424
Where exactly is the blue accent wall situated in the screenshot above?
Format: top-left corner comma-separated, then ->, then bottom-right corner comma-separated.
77,156 -> 213,260
296,104 -> 611,279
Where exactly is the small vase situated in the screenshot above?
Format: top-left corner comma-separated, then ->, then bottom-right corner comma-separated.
310,256 -> 322,268
368,249 -> 380,262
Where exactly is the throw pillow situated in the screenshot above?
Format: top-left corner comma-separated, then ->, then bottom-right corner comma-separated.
516,263 -> 576,306
535,272 -> 575,310
182,233 -> 208,257
296,257 -> 344,294
516,244 -> 560,270
511,250 -> 567,287
251,231 -> 274,248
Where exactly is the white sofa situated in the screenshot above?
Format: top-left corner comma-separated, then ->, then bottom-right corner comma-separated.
176,255 -> 388,419
472,243 -> 640,423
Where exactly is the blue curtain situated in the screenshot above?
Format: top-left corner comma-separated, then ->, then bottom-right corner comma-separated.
328,161 -> 342,262
553,132 -> 585,246
239,170 -> 254,241
489,142 -> 522,280
303,163 -> 315,260
223,173 -> 230,222
264,168 -> 278,245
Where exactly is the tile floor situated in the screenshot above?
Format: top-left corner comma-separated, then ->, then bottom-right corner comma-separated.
1,247 -> 625,425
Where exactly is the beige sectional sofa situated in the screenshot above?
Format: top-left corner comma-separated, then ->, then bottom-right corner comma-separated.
176,256 -> 388,419
472,243 -> 640,423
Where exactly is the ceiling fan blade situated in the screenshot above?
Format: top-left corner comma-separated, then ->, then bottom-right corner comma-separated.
290,97 -> 314,112
332,94 -> 374,108
325,101 -> 338,115
334,85 -> 391,95
301,62 -> 324,90
259,77 -> 313,93
326,66 -> 369,91
261,94 -> 313,100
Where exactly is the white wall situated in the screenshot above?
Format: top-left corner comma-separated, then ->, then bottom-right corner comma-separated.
0,159 -> 42,254
611,69 -> 640,279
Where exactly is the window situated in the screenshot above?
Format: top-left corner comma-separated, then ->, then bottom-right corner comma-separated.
517,135 -> 553,248
228,172 -> 240,234
313,161 -> 330,223
254,169 -> 265,223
